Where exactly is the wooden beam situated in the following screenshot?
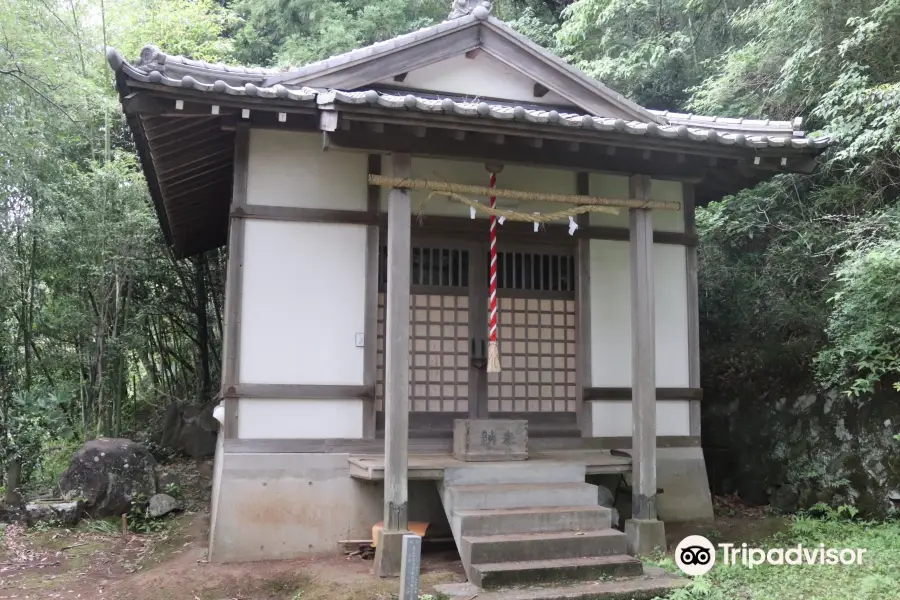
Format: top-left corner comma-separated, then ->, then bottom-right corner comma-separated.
233,204 -> 378,225
228,384 -> 374,399
223,435 -> 700,454
583,387 -> 703,401
533,83 -> 550,98
628,174 -> 657,521
383,152 -> 412,533
328,127 -> 721,183
576,172 -> 592,437
465,48 -> 481,59
684,185 -> 702,437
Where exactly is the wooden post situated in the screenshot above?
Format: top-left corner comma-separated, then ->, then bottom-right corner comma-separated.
222,123 -> 249,439
684,184 -> 701,437
575,172 -> 592,437
628,174 -> 657,521
375,152 -> 412,577
363,154 -> 383,439
468,244 -> 488,420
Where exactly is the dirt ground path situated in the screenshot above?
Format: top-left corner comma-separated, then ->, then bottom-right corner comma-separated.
0,462 -> 784,600
0,511 -> 465,600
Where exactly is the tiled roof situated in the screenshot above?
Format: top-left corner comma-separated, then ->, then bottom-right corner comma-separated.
107,45 -> 830,151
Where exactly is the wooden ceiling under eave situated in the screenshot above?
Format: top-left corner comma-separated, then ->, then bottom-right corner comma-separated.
127,108 -> 235,257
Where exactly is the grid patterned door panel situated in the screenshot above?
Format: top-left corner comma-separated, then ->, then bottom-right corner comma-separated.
487,248 -> 577,413
487,298 -> 577,412
376,243 -> 471,413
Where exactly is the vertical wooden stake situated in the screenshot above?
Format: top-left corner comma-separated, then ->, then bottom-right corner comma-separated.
628,174 -> 657,521
122,514 -> 127,536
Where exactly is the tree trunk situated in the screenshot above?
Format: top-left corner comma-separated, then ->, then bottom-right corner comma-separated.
4,459 -> 22,506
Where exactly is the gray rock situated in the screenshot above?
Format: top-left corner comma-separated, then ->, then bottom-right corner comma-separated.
25,501 -> 82,526
596,484 -> 615,508
770,484 -> 800,514
160,403 -> 219,458
148,493 -> 181,518
58,438 -> 157,517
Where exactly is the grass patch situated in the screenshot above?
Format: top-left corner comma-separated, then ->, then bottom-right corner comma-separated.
652,516 -> 900,599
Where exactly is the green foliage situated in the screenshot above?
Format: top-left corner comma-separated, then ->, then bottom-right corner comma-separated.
805,502 -> 862,521
557,0 -> 748,110
656,519 -> 900,600
126,494 -> 168,534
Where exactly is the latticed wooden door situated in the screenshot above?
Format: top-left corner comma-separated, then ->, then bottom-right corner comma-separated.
486,245 -> 578,418
376,240 -> 478,427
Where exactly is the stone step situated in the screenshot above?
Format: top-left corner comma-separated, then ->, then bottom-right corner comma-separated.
443,462 -> 586,486
470,555 -> 644,589
435,566 -> 689,600
462,529 -> 628,564
454,506 -> 612,537
446,482 -> 598,511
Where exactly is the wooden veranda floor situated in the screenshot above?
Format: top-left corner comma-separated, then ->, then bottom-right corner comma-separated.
348,449 -> 631,480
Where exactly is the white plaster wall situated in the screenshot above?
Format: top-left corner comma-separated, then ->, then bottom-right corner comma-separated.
590,400 -> 691,437
381,157 -> 578,221
239,219 -> 367,385
588,174 -> 684,232
376,52 -> 572,106
237,399 -> 364,439
589,241 -> 690,387
246,129 -> 368,210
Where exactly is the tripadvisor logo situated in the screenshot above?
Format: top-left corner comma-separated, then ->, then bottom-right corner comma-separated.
675,535 -> 868,576
675,535 -> 716,576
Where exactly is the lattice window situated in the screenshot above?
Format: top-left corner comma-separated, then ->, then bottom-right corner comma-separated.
379,246 -> 469,290
488,297 -> 577,412
493,251 -> 576,295
375,293 -> 469,412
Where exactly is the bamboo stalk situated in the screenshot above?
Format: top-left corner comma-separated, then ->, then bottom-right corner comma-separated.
367,175 -> 681,211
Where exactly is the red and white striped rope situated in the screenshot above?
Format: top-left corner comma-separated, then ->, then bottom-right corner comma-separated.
488,173 -> 498,346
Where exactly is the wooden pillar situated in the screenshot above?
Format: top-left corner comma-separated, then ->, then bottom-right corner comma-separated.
575,172 -> 592,436
363,154 -> 383,439
221,123 -> 249,439
382,152 -> 412,533
684,184 -> 702,437
628,174 -> 657,521
468,244 -> 488,419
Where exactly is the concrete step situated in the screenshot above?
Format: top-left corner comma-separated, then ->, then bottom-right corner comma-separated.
462,529 -> 628,564
435,566 -> 689,600
471,555 -> 644,589
443,462 -> 587,486
454,506 -> 612,537
446,482 -> 599,511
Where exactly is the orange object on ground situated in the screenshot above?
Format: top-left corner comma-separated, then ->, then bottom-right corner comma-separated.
370,521 -> 429,547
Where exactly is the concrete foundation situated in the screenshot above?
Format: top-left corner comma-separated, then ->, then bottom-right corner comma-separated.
656,447 -> 714,522
625,518 -> 667,555
208,450 -> 448,562
206,443 -> 712,563
374,528 -> 409,577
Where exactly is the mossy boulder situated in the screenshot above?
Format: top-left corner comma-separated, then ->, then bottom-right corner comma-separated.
58,438 -> 157,517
